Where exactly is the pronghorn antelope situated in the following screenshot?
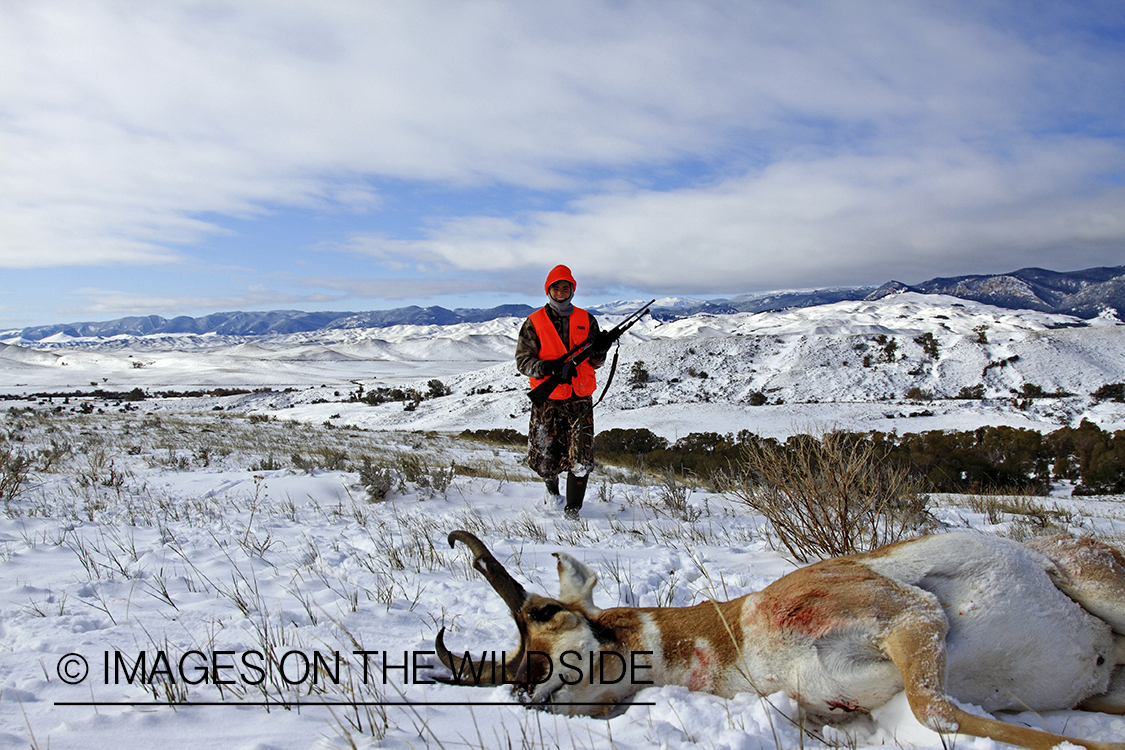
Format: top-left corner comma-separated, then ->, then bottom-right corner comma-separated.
435,530 -> 1125,750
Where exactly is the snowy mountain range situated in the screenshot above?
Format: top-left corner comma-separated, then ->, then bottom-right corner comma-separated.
7,265 -> 1123,341
866,265 -> 1125,319
3,288 -> 1123,442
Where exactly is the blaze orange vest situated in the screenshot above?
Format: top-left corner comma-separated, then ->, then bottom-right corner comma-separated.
528,307 -> 597,400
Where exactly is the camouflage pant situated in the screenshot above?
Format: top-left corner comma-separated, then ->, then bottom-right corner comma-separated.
527,396 -> 595,480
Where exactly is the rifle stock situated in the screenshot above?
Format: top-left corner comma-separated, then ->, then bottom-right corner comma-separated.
527,299 -> 655,406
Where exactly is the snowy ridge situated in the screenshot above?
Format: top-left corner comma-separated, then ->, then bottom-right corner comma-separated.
6,265 -> 1122,343
4,293 -> 1124,438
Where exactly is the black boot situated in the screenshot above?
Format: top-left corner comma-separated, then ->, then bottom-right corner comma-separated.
564,472 -> 588,519
544,476 -> 562,507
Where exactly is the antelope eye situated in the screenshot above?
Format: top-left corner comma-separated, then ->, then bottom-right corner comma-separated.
530,604 -> 562,622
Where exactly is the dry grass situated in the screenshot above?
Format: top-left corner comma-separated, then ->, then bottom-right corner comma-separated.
728,431 -> 934,562
961,490 -> 1084,540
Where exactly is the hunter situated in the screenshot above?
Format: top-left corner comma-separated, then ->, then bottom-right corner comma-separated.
515,265 -> 611,519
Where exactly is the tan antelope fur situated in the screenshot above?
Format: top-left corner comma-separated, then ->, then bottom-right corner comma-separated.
435,530 -> 1125,750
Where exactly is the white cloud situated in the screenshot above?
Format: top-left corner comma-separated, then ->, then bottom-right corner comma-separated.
345,137 -> 1125,293
303,275 -> 509,301
1,0 -> 1122,293
70,286 -> 346,319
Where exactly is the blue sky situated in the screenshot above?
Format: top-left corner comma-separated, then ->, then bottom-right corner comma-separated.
2,0 -> 1123,329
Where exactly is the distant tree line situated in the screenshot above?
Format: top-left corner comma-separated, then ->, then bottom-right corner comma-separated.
594,421 -> 1125,496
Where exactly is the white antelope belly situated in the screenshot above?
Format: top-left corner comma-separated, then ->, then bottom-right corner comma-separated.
864,533 -> 1116,711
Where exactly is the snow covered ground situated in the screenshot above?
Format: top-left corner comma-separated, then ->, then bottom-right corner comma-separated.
3,293 -> 1125,749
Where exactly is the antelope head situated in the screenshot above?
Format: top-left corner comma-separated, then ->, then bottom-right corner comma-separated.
435,530 -> 638,715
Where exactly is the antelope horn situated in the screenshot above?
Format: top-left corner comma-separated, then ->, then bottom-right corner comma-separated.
435,626 -> 485,684
434,626 -> 526,686
448,530 -> 529,613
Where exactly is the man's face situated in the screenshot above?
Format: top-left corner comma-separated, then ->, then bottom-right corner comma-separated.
548,281 -> 573,301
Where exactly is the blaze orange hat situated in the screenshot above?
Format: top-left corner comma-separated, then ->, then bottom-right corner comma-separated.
544,264 -> 576,296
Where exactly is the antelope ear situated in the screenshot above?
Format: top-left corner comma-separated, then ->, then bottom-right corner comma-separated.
554,552 -> 602,616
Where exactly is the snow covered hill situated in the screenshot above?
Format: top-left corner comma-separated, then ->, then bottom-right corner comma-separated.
3,292 -> 1124,439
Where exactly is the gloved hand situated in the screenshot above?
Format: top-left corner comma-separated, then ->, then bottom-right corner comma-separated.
543,357 -> 575,382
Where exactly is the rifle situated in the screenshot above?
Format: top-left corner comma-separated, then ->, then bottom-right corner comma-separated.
528,299 -> 655,406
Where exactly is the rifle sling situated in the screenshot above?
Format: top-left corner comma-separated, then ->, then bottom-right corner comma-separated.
593,344 -> 620,407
